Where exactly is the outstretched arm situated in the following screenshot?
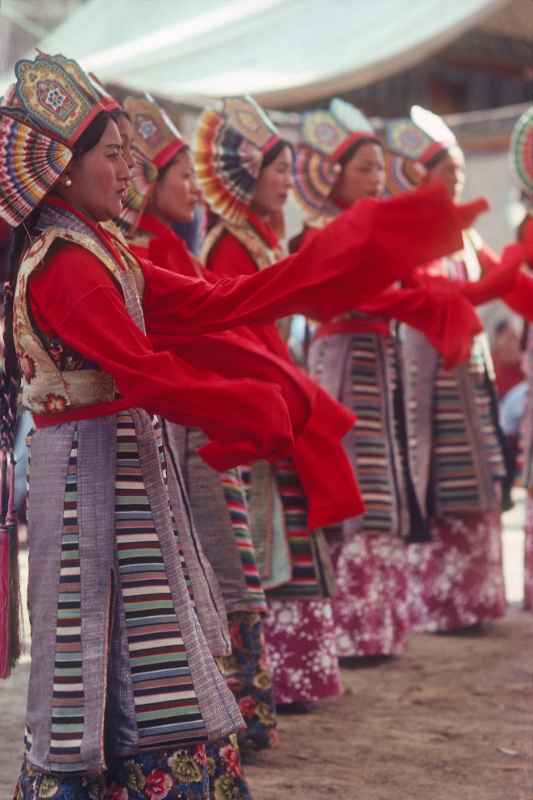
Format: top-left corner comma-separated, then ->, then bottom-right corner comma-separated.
139,184 -> 487,335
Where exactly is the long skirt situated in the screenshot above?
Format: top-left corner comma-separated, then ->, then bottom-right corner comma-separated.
408,511 -> 506,632
329,533 -> 410,657
263,598 -> 342,705
524,494 -> 533,611
218,611 -> 277,757
23,412 -> 241,776
14,737 -> 252,799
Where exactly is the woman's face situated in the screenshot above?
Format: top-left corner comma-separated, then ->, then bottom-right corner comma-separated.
252,145 -> 293,217
57,118 -> 129,221
331,142 -> 385,207
115,113 -> 135,170
427,147 -> 465,201
151,150 -> 200,224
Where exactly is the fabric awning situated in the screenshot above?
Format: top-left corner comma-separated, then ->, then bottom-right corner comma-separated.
2,0 -> 512,106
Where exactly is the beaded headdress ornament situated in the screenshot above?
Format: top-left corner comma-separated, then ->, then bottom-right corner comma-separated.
194,96 -> 282,224
0,52 -> 108,226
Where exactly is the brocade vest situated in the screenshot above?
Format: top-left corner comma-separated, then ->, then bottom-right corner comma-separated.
13,225 -> 144,416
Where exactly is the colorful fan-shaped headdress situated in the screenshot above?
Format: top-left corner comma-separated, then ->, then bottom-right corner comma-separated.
383,151 -> 426,197
510,106 -> 533,205
194,96 -> 282,224
0,52 -> 110,226
386,105 -> 458,168
119,94 -> 188,232
293,99 -> 380,215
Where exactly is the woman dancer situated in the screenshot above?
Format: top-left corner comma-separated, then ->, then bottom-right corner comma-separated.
388,106 -> 507,633
292,99 -> 482,659
122,95 -> 278,757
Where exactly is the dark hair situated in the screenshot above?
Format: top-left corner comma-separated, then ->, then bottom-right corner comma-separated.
261,139 -> 293,171
0,111 -> 112,452
337,136 -> 383,168
72,110 -> 112,158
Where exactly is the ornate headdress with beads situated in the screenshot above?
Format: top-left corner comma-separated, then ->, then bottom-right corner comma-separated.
292,98 -> 380,215
119,94 -> 188,232
510,106 -> 533,207
0,52 -> 110,226
194,96 -> 282,225
386,105 -> 458,168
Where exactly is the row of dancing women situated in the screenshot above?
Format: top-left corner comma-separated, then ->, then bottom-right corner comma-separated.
1,51 -> 533,799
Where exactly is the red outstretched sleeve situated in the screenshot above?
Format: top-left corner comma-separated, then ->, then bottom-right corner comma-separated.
204,234 -> 366,526
357,285 -> 482,369
502,269 -> 533,320
429,242 -> 533,309
299,223 -> 481,369
138,185 -> 488,334
29,243 -> 298,470
146,229 -> 363,527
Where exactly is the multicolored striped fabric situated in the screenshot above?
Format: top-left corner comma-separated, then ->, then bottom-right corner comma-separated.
220,470 -> 266,612
156,426 -> 193,602
348,333 -> 403,535
0,115 -> 72,226
510,105 -> 533,196
432,346 -> 505,513
429,252 -> 505,514
114,413 -> 208,750
268,459 -> 322,597
48,431 -> 85,769
194,97 -> 281,225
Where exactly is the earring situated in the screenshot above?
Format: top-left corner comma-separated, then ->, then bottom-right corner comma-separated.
64,176 -> 72,187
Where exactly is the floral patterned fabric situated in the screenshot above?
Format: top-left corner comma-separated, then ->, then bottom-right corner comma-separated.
218,612 -> 278,757
524,495 -> 533,611
13,738 -> 251,800
328,533 -> 410,657
263,598 -> 342,705
408,512 -> 506,632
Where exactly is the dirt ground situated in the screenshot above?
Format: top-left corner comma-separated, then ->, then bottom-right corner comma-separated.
1,610 -> 532,800
245,608 -> 533,800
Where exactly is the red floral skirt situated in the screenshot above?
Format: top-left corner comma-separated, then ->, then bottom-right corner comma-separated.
524,495 -> 533,611
263,598 -> 342,705
329,533 -> 410,657
408,511 -> 506,632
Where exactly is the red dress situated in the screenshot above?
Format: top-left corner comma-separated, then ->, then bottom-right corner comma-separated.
205,212 -> 345,704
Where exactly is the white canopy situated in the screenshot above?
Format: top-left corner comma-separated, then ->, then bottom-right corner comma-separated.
3,0 -> 512,106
